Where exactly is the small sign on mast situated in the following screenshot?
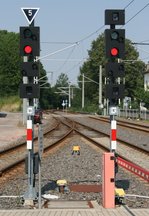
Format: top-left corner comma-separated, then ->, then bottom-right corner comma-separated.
21,7 -> 40,25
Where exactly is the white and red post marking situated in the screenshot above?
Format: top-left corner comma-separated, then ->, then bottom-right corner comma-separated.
27,119 -> 33,149
111,120 -> 117,150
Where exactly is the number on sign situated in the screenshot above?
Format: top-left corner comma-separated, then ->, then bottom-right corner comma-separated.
28,10 -> 33,16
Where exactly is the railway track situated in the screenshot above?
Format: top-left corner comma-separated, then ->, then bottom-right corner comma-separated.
0,119 -> 71,178
57,115 -> 149,182
90,115 -> 149,133
0,113 -> 148,183
66,116 -> 149,156
0,113 -> 149,210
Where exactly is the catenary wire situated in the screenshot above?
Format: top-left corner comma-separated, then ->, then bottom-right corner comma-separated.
41,41 -> 75,45
124,0 -> 135,9
41,1 -> 135,46
54,45 -> 77,73
52,0 -> 135,75
123,2 -> 149,26
41,0 -> 147,83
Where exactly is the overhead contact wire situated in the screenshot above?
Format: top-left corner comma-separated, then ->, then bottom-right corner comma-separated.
124,2 -> 149,26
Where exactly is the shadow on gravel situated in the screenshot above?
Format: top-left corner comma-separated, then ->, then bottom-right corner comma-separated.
115,179 -> 130,190
0,112 -> 7,118
41,181 -> 57,194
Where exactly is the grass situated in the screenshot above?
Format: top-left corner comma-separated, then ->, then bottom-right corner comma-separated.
0,96 -> 22,112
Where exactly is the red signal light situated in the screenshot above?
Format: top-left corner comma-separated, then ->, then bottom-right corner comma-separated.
24,45 -> 32,54
111,47 -> 118,56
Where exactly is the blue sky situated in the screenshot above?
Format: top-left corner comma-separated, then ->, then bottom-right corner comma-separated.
1,0 -> 149,85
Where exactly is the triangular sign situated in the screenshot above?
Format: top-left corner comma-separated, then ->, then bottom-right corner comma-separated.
21,7 -> 40,25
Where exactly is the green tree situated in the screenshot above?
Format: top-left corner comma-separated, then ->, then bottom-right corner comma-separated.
124,39 -> 145,100
39,63 -> 51,109
0,30 -> 20,96
55,73 -> 69,87
53,73 -> 70,109
135,89 -> 149,109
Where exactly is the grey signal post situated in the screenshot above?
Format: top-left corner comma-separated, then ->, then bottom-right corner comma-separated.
26,107 -> 36,204
38,124 -> 43,209
104,9 -> 125,152
20,7 -> 40,205
104,10 -> 125,194
24,20 -> 37,205
22,56 -> 28,125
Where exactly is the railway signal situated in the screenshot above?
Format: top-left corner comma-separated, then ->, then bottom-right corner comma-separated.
105,29 -> 125,59
21,62 -> 39,77
20,83 -> 40,98
105,62 -> 125,78
105,9 -> 125,103
105,9 -> 125,25
105,83 -> 124,101
20,8 -> 41,205
20,26 -> 40,56
20,26 -> 40,99
104,9 -> 125,155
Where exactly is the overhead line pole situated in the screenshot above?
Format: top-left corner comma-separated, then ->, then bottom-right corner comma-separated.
99,65 -> 103,109
82,73 -> 84,109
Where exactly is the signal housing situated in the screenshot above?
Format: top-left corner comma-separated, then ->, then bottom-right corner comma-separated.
20,26 -> 40,56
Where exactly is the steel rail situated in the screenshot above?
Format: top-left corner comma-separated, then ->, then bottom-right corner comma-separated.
74,127 -> 149,183
68,116 -> 148,154
90,116 -> 149,133
64,118 -> 149,183
0,120 -> 65,175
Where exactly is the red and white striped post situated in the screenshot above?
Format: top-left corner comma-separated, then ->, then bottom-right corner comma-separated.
24,116 -> 36,203
111,119 -> 117,151
27,119 -> 33,149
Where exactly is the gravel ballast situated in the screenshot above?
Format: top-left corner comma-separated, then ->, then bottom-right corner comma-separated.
0,132 -> 149,209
